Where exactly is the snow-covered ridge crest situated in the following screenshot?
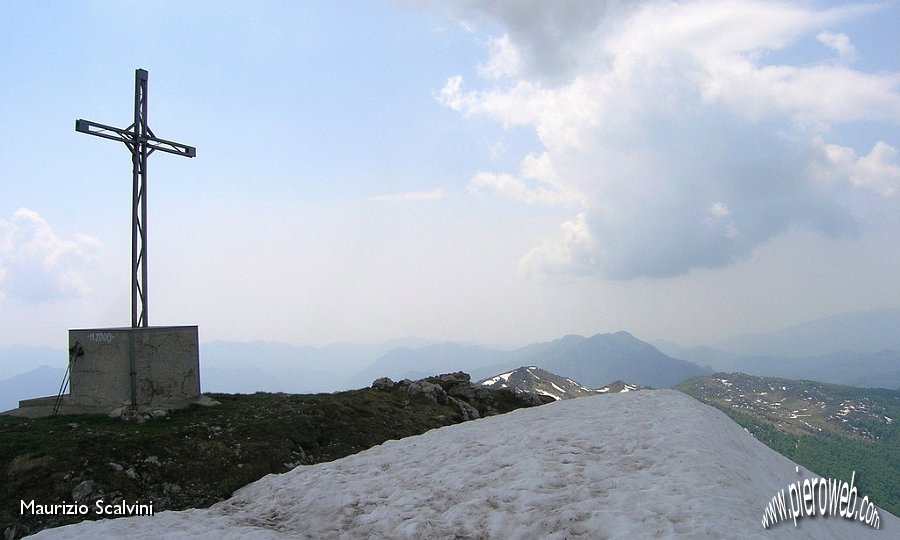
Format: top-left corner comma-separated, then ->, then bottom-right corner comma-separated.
29,390 -> 898,539
596,380 -> 648,394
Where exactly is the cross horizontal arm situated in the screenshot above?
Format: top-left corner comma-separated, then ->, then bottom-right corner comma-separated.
75,118 -> 130,144
75,119 -> 196,158
144,134 -> 196,158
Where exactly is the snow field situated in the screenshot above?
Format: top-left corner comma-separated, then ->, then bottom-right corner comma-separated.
28,390 -> 898,539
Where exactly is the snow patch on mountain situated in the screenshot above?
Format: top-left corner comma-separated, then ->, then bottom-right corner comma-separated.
597,381 -> 646,394
479,366 -> 597,401
28,390 -> 898,539
480,371 -> 515,386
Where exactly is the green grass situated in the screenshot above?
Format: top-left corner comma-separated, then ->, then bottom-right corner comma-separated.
2,383 -> 542,539
677,375 -> 900,517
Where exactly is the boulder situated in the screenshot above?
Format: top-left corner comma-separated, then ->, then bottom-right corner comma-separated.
372,377 -> 395,390
72,480 -> 101,504
405,381 -> 448,405
435,372 -> 471,385
449,396 -> 480,421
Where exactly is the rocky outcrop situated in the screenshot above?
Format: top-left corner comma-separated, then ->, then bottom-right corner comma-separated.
404,380 -> 449,405
372,371 -> 552,420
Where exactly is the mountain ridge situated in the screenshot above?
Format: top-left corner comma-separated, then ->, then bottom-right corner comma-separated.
477,366 -> 599,400
353,331 -> 708,390
656,345 -> 900,390
677,372 -> 900,516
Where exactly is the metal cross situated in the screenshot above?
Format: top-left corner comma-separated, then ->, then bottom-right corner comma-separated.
76,68 -> 196,328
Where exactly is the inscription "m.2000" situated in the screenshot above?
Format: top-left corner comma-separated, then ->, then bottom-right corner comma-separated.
86,332 -> 115,343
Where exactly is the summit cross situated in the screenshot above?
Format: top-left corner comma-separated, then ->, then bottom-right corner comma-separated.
76,68 -> 196,328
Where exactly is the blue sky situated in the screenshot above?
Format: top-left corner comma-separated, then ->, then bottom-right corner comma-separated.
2,1 -> 899,350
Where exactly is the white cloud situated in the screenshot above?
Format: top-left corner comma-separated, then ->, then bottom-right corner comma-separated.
448,0 -> 627,81
700,62 -> 900,123
440,0 -> 900,279
468,151 -> 581,206
438,75 -> 466,112
519,213 -> 595,277
709,202 -> 730,219
817,31 -> 856,62
853,142 -> 900,196
0,208 -> 101,302
815,140 -> 900,197
478,34 -> 521,79
373,189 -> 446,203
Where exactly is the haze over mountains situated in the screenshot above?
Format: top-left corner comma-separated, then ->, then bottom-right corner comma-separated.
3,308 -> 899,413
655,309 -> 900,390
713,308 -> 900,357
345,331 -> 706,391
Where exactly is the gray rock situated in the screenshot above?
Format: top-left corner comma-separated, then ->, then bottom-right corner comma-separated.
516,391 -> 546,407
406,381 -> 448,404
447,384 -> 491,401
449,397 -> 480,421
436,372 -> 471,384
107,406 -> 128,418
372,377 -> 395,390
72,480 -> 100,503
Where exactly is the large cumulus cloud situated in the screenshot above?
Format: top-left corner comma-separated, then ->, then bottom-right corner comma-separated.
439,0 -> 900,279
0,208 -> 101,302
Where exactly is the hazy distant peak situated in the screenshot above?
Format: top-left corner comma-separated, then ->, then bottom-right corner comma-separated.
715,308 -> 900,357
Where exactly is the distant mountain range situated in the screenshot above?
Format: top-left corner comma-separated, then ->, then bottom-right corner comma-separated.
1,332 -> 705,410
656,309 -> 900,390
509,331 -> 706,389
658,347 -> 900,390
345,342 -> 505,389
712,308 -> 900,357
346,331 -> 707,390
0,345 -> 66,378
3,307 -> 898,409
188,337 -> 439,394
0,365 -> 66,412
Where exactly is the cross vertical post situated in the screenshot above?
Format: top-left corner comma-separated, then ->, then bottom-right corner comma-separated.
76,68 -> 195,328
134,69 -> 150,329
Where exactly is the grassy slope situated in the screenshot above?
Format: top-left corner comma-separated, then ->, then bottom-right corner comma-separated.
2,381 -> 544,539
677,375 -> 900,517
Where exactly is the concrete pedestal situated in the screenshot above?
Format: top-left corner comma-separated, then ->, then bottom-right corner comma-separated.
8,326 -> 203,417
68,326 -> 201,409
